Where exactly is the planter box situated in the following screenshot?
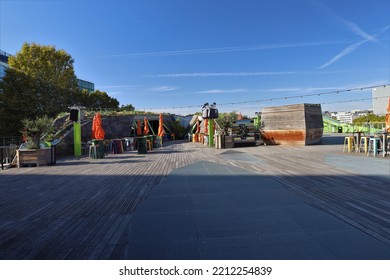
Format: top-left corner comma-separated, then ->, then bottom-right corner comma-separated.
16,148 -> 51,167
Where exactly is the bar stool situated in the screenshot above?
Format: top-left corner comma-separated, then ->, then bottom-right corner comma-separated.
343,136 -> 356,153
357,136 -> 369,153
89,142 -> 101,159
156,136 -> 163,148
387,136 -> 390,156
367,137 -> 381,157
146,139 -> 152,151
104,140 -> 112,155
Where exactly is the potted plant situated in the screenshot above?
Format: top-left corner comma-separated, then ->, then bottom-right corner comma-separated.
17,115 -> 54,167
21,115 -> 54,149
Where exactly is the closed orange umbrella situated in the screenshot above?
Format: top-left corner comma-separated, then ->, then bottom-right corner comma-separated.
92,112 -> 105,140
386,97 -> 390,132
158,113 -> 165,137
204,119 -> 208,134
137,119 -> 142,136
196,119 -> 200,133
143,117 -> 150,135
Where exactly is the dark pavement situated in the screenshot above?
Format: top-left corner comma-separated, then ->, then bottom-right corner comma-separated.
127,160 -> 390,260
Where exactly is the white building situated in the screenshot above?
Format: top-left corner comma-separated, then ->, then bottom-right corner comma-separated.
372,86 -> 390,116
336,111 -> 353,124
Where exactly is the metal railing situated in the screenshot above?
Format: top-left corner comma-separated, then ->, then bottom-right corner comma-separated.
0,136 -> 22,147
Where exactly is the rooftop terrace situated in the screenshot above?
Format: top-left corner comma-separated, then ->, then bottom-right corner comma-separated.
0,134 -> 389,259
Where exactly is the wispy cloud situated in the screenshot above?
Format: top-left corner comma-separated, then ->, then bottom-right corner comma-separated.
262,81 -> 387,95
92,41 -> 348,59
153,71 -> 296,78
265,86 -> 342,93
195,88 -> 247,94
148,86 -> 178,92
152,68 -> 389,78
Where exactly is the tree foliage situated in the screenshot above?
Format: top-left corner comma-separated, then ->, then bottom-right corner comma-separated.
353,114 -> 386,124
215,111 -> 239,130
169,118 -> 186,139
0,43 -> 79,135
120,104 -> 135,111
76,90 -> 120,109
21,115 -> 54,148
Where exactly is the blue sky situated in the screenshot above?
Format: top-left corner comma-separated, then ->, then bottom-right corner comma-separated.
1,0 -> 389,116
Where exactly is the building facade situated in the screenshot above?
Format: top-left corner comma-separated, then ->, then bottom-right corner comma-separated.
372,86 -> 390,116
77,78 -> 95,93
0,50 -> 10,80
335,111 -> 353,124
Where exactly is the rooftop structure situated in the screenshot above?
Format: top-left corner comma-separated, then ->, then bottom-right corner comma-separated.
372,86 -> 390,116
260,103 -> 323,145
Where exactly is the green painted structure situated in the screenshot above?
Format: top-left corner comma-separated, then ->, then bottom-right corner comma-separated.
73,111 -> 82,157
322,116 -> 385,134
208,120 -> 214,147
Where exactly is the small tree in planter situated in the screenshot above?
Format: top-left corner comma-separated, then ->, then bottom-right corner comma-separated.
21,115 -> 54,149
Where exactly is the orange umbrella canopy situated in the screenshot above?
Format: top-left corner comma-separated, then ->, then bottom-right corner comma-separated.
196,119 -> 200,133
158,113 -> 166,137
137,119 -> 142,136
143,117 -> 150,135
204,119 -> 208,134
386,97 -> 390,132
92,112 -> 105,140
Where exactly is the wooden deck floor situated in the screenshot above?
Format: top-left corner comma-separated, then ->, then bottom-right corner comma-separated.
0,135 -> 389,259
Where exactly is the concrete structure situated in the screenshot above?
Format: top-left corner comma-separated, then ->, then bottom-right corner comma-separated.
372,86 -> 390,116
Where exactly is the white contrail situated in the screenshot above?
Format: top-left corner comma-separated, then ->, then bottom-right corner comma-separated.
318,40 -> 368,69
311,1 -> 389,68
92,40 -> 347,58
153,71 -> 296,78
148,86 -> 178,92
195,89 -> 247,94
319,26 -> 389,69
339,18 -> 376,41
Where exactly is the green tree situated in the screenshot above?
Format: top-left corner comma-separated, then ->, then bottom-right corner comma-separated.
353,114 -> 385,124
21,115 -> 54,149
77,90 -> 119,109
170,118 -> 186,139
0,43 -> 79,135
215,111 -> 238,132
120,103 -> 135,111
